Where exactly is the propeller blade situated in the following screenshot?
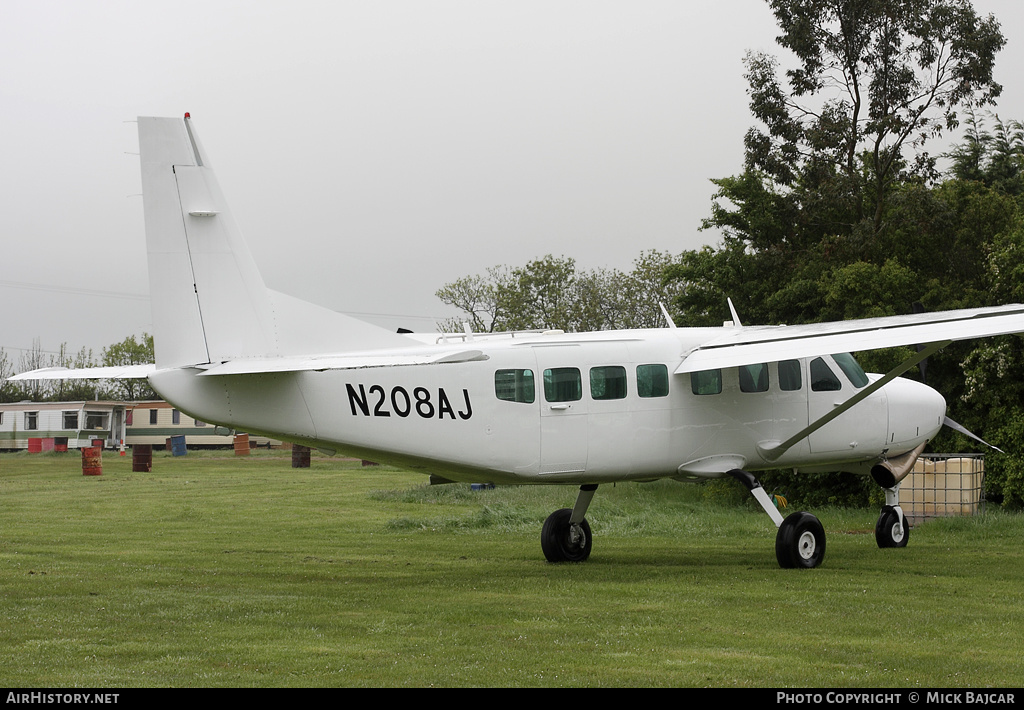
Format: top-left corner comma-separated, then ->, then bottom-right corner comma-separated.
944,416 -> 1005,454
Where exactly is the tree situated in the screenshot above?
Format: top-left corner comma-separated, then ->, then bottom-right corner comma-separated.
667,1 -> 1023,507
0,349 -> 17,403
435,267 -> 511,333
716,0 -> 1005,253
50,343 -> 98,402
100,333 -> 156,401
436,252 -> 684,333
946,111 -> 1024,195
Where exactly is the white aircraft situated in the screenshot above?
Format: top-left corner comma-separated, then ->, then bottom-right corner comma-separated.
13,115 -> 1024,569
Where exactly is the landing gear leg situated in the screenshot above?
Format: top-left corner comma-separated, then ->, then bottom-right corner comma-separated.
875,485 -> 910,548
541,484 -> 597,563
727,469 -> 826,569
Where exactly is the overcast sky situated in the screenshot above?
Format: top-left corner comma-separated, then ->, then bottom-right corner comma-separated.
2,0 -> 1023,365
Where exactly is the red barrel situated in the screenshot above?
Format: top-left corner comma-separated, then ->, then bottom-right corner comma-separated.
233,433 -> 250,456
291,445 -> 311,468
132,444 -> 153,472
81,446 -> 102,476
28,438 -> 42,453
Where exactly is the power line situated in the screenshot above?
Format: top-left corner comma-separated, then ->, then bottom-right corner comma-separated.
0,280 -> 149,302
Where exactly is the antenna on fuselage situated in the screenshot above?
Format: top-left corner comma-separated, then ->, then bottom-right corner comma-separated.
659,302 -> 677,329
726,298 -> 743,328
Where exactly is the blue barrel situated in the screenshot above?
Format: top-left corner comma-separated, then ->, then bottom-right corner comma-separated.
170,435 -> 187,457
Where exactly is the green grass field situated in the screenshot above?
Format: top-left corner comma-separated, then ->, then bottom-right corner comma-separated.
1,449 -> 1022,688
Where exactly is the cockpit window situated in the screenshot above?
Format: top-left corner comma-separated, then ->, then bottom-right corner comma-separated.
832,353 -> 869,388
810,358 -> 842,392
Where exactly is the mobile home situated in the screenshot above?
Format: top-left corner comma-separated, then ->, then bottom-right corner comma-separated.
0,401 -> 128,450
125,400 -> 278,447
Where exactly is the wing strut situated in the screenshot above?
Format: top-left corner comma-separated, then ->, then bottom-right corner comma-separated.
758,341 -> 951,462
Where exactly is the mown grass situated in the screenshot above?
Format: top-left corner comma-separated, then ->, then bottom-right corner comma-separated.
1,449 -> 1022,687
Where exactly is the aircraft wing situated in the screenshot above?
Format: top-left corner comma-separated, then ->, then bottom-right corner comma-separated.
7,364 -> 157,381
676,304 -> 1024,373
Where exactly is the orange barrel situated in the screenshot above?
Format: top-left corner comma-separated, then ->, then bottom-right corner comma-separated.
233,433 -> 250,456
81,446 -> 102,476
291,445 -> 311,468
28,438 -> 42,454
132,444 -> 153,472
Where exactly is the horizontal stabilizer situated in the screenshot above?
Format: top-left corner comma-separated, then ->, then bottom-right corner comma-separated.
197,349 -> 489,376
8,364 -> 156,381
677,304 -> 1024,373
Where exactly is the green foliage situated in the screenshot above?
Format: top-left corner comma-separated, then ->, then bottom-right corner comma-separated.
1,333 -> 156,403
742,0 -> 1004,242
759,470 -> 875,509
946,111 -> 1024,194
666,1 -> 1024,507
2,338 -> 99,403
100,332 -> 156,401
436,251 -> 683,333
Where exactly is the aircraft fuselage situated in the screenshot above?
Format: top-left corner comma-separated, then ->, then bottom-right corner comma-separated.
149,327 -> 946,485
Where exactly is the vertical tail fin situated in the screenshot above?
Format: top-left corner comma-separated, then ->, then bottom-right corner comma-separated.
138,115 -> 411,370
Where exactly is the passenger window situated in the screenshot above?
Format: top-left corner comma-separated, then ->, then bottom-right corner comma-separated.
691,369 -> 722,395
832,353 -> 869,388
739,363 -> 769,393
637,364 -> 669,398
810,358 -> 842,392
544,368 -> 582,403
778,360 -> 802,391
494,369 -> 535,403
590,366 -> 627,400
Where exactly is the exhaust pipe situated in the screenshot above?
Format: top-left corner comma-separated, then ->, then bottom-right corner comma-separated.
870,442 -> 927,489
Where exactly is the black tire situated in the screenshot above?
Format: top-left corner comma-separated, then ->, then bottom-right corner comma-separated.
875,505 -> 910,548
775,511 -> 826,569
541,508 -> 593,563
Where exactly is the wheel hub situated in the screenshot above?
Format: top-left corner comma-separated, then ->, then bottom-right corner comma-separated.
797,530 -> 817,560
567,523 -> 586,550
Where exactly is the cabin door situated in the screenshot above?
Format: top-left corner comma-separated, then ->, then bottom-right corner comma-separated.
535,348 -> 589,475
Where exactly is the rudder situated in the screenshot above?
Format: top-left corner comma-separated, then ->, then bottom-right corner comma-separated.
138,115 -> 412,370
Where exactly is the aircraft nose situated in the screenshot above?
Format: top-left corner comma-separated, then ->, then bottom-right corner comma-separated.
886,377 -> 946,451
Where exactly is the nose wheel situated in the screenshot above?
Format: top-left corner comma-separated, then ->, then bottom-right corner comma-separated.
875,505 -> 910,547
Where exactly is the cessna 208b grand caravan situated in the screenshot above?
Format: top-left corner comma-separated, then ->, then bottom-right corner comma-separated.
15,115 -> 1024,568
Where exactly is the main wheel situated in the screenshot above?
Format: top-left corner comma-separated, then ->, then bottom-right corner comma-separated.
875,505 -> 910,548
775,511 -> 826,569
541,508 -> 593,563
